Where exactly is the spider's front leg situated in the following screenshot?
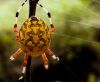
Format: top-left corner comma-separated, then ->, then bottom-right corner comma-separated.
47,49 -> 59,61
10,48 -> 22,61
19,53 -> 29,80
14,24 -> 20,42
38,3 -> 54,32
41,53 -> 49,69
14,0 -> 27,42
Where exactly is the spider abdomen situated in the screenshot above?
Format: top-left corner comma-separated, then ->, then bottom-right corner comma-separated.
19,16 -> 51,56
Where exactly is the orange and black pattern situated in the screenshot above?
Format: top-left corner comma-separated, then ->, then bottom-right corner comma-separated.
18,16 -> 51,56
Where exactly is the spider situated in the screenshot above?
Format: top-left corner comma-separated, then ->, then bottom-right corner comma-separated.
10,0 -> 59,80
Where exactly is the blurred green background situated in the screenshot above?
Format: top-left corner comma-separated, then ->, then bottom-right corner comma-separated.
0,0 -> 100,82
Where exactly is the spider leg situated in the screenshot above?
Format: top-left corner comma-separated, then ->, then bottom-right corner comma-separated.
41,53 -> 49,69
38,3 -> 54,32
14,0 -> 27,39
10,48 -> 22,61
19,53 -> 29,80
47,49 -> 59,61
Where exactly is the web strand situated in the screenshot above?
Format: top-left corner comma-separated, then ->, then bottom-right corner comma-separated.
53,33 -> 100,47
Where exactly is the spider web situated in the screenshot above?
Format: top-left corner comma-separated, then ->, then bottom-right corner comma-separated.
51,0 -> 100,48
46,1 -> 100,81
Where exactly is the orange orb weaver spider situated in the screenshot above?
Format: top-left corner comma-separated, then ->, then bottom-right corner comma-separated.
10,0 -> 59,80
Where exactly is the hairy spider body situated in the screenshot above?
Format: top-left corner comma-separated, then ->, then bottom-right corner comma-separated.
19,16 -> 51,56
10,0 -> 59,80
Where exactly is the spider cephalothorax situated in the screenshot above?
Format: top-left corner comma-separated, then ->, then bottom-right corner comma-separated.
10,0 -> 59,80
18,16 -> 51,56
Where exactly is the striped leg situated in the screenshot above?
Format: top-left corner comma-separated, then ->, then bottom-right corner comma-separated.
14,0 -> 27,38
41,53 -> 49,69
38,3 -> 54,32
19,53 -> 29,80
47,49 -> 59,61
10,48 -> 22,61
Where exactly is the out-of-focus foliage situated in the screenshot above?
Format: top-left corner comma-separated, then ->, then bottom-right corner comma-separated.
0,0 -> 100,82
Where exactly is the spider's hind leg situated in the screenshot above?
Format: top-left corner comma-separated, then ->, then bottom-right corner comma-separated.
41,53 -> 49,69
10,48 -> 22,61
47,49 -> 59,61
19,53 -> 29,80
